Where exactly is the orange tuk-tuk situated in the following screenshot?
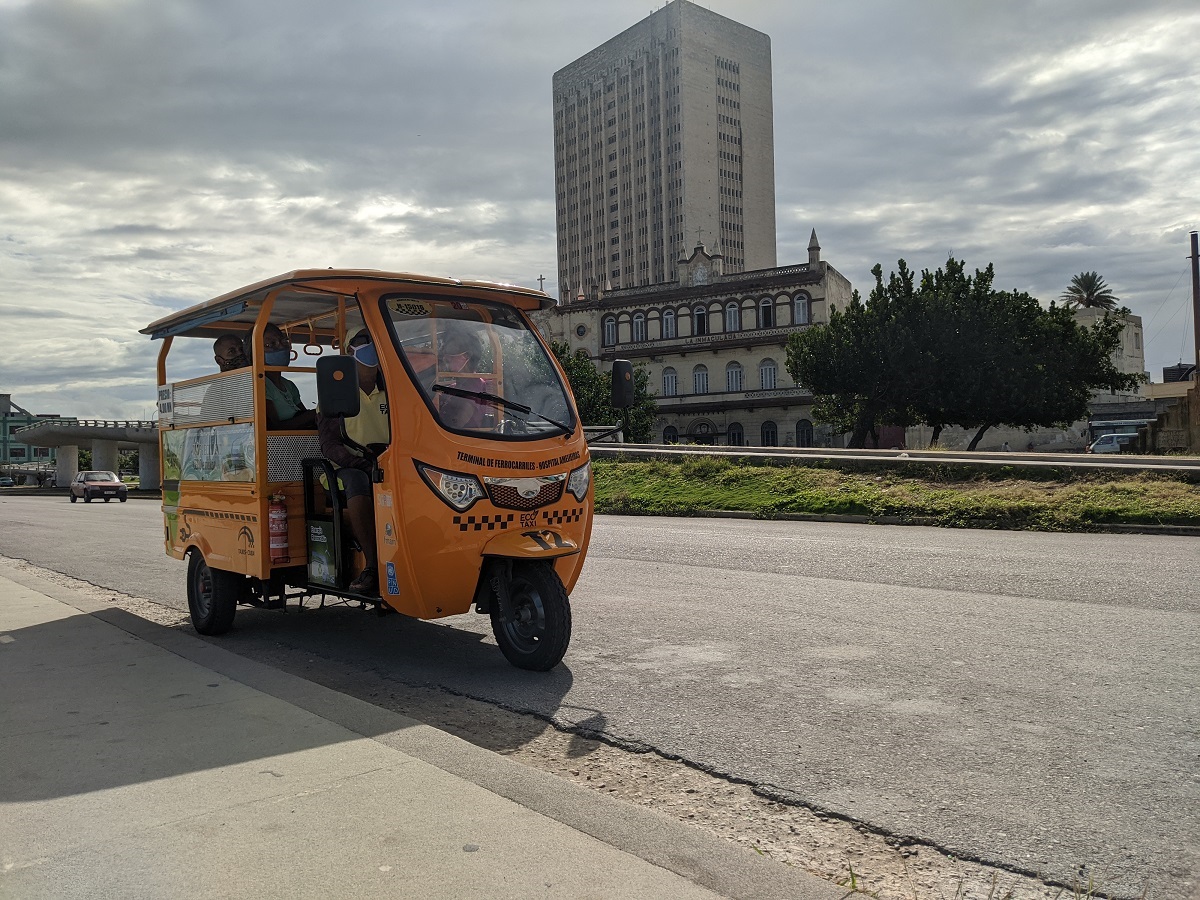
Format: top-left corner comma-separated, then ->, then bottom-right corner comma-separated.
142,270 -> 632,670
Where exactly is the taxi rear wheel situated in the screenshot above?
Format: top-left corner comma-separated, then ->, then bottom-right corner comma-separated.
490,562 -> 571,671
187,552 -> 242,635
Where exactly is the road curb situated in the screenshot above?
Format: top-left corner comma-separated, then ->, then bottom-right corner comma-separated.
685,509 -> 1200,536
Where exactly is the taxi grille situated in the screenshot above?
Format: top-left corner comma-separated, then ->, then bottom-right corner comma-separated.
486,478 -> 565,511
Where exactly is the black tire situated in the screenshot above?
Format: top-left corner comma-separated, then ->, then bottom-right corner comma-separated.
83,493 -> 92,503
69,493 -> 77,503
103,497 -> 111,502
186,552 -> 244,635
119,496 -> 127,503
490,562 -> 572,671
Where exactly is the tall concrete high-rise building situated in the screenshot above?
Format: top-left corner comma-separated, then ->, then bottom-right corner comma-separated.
552,0 -> 776,302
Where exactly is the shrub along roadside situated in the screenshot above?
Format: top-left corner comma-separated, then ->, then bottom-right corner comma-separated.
591,458 -> 1200,531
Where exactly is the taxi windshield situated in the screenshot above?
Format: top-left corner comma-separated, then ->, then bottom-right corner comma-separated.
383,295 -> 575,440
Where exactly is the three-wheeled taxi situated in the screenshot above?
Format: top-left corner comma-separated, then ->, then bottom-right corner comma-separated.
142,270 -> 632,670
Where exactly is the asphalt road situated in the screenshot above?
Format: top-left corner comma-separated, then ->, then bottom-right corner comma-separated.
1,493 -> 1196,898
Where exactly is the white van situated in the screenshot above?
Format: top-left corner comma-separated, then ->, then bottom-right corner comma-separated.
1087,433 -> 1135,454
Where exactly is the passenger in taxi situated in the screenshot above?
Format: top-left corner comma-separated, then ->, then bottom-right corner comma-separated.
213,333 -> 249,372
199,332 -> 250,422
316,329 -> 390,595
247,323 -> 317,429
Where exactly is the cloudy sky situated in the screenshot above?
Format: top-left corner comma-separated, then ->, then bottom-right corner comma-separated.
2,0 -> 1198,419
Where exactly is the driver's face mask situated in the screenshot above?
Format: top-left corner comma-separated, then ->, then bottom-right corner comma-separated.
350,342 -> 378,367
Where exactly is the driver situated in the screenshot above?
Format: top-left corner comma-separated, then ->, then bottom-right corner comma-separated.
316,329 -> 390,595
437,325 -> 489,430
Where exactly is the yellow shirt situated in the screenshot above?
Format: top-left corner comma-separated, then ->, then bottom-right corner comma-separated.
345,385 -> 390,448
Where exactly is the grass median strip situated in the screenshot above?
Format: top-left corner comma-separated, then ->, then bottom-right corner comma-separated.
592,457 -> 1200,531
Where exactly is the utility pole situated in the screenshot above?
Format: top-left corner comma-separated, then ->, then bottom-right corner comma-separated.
1190,231 -> 1200,375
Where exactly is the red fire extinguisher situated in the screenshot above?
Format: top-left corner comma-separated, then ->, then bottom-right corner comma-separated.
268,494 -> 290,564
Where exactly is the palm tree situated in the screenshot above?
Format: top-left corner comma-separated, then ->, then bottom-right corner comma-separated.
1059,271 -> 1118,310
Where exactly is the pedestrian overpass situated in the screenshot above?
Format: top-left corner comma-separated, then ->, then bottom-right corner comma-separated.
15,420 -> 161,490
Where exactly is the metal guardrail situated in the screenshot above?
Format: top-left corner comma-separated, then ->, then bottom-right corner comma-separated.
589,443 -> 1200,474
14,419 -> 155,433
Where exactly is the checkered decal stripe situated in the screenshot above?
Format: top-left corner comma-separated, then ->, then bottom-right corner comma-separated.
453,514 -> 516,532
541,507 -> 584,526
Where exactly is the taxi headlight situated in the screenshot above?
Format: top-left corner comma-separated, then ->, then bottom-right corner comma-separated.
415,461 -> 485,512
566,461 -> 591,501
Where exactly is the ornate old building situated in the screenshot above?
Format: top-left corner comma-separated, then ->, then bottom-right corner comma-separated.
536,231 -> 853,446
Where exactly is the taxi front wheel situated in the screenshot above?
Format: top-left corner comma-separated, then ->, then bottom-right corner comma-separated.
187,553 -> 243,635
490,562 -> 571,672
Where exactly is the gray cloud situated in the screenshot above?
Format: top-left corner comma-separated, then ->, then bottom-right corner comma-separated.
1,0 -> 1198,419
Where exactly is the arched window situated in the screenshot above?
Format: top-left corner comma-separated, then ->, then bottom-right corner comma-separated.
725,361 -> 743,392
759,358 -> 777,390
727,422 -> 744,446
793,293 -> 810,325
662,308 -> 676,339
602,316 -> 617,347
663,425 -> 679,443
761,421 -> 778,446
692,364 -> 709,394
797,418 -> 814,447
662,367 -> 677,397
632,312 -> 646,342
693,305 -> 709,336
760,297 -> 774,328
725,301 -> 740,333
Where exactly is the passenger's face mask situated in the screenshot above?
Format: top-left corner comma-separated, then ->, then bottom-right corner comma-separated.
264,348 -> 292,367
351,342 -> 378,367
218,351 -> 249,372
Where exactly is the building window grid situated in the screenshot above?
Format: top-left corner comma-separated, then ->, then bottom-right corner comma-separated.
726,362 -> 743,393
759,359 -> 777,390
662,367 -> 677,397
602,316 -> 617,347
725,301 -> 740,332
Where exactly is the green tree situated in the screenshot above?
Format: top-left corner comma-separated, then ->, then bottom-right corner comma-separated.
550,342 -> 656,443
1059,271 -> 1118,310
787,257 -> 1142,450
119,448 -> 139,477
784,259 -> 941,447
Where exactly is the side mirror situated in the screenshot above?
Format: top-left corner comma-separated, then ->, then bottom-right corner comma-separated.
316,356 -> 360,418
611,359 -> 635,409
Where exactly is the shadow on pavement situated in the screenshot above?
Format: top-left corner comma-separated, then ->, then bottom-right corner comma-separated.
0,602 -> 573,803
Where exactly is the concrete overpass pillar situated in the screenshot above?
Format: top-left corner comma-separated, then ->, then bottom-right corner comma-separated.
91,439 -> 119,473
139,441 -> 161,491
55,446 -> 79,486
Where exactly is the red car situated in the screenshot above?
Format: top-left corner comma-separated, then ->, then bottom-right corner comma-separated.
69,471 -> 128,503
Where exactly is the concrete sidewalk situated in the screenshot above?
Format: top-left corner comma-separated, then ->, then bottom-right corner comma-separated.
0,564 -> 840,900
